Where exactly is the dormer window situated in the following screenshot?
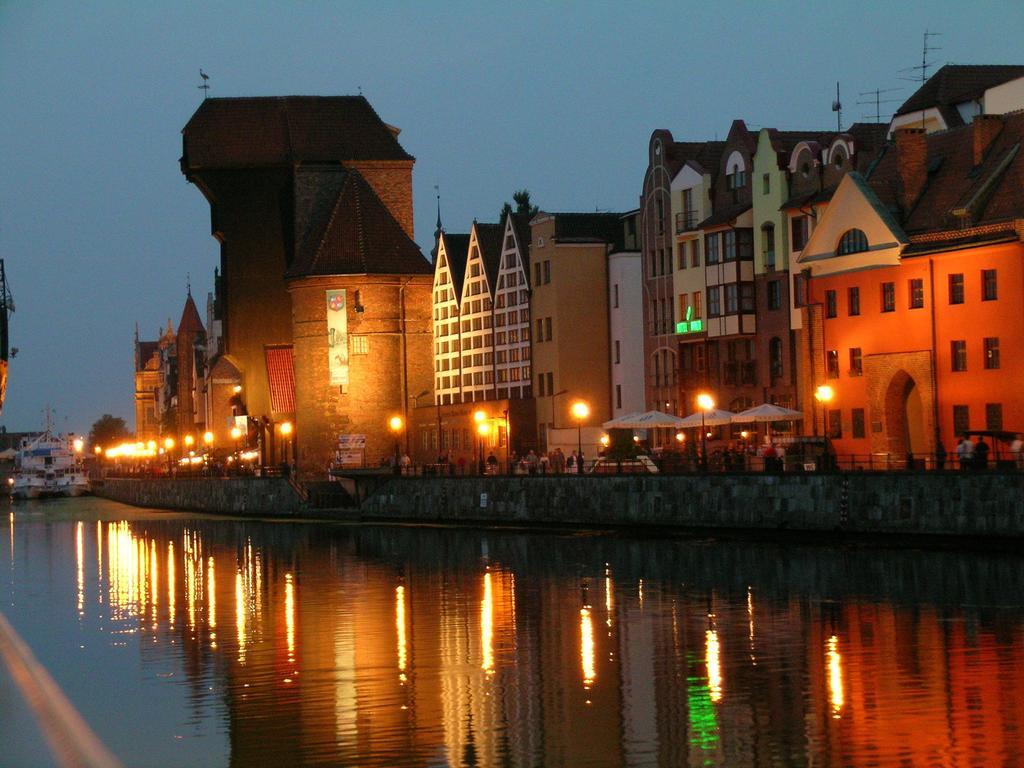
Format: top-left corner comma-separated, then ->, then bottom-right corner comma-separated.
838,228 -> 868,255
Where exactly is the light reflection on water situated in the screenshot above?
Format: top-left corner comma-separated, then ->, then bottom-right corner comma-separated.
2,497 -> 1024,767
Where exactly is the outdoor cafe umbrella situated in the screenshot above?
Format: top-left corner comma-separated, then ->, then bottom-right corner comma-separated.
730,403 -> 804,423
676,408 -> 736,428
601,410 -> 688,429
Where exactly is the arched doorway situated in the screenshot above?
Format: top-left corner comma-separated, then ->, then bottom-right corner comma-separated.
884,370 -> 926,456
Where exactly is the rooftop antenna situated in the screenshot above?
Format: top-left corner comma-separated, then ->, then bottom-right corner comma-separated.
198,69 -> 210,99
857,87 -> 903,123
831,82 -> 843,132
186,272 -> 191,296
358,85 -> 363,96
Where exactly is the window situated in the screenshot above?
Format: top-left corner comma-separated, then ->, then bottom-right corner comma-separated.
543,261 -> 551,284
949,273 -> 964,304
614,340 -> 621,364
677,243 -> 687,271
793,273 -> 807,307
881,282 -> 895,313
544,317 -> 552,341
768,280 -> 781,310
545,372 -> 553,394
986,403 -> 1003,431
827,409 -> 842,439
351,335 -> 369,355
838,229 -> 868,255
691,239 -> 701,267
534,262 -> 542,286
740,283 -> 755,313
724,231 -> 737,261
826,350 -> 840,378
848,287 -> 860,316
825,290 -> 837,318
535,319 -> 543,342
849,347 -> 862,376
953,405 -> 970,436
613,284 -> 619,308
951,340 -> 967,372
791,216 -> 809,252
982,269 -> 997,301
725,284 -> 738,314
769,337 -> 783,379
984,337 -> 1000,369
708,286 -> 721,317
908,278 -> 924,309
692,291 -> 702,318
762,224 -> 775,270
762,173 -> 770,195
852,408 -> 866,438
705,233 -> 720,264
616,384 -> 622,409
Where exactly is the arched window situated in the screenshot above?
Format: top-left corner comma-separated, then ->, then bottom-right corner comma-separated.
838,229 -> 868,255
769,337 -> 784,379
761,223 -> 776,270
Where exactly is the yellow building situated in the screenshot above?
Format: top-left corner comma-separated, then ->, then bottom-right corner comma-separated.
529,212 -> 625,452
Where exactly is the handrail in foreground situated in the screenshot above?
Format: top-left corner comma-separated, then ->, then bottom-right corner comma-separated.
0,609 -> 122,768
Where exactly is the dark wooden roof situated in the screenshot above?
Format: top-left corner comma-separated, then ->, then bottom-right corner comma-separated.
438,232 -> 470,296
177,294 -> 205,336
473,223 -> 505,294
182,96 -> 413,170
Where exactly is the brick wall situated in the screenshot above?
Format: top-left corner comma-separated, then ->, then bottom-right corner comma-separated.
345,160 -> 415,239
288,275 -> 432,480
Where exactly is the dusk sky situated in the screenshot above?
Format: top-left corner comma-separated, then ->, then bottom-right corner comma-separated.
1,1 -> 1021,435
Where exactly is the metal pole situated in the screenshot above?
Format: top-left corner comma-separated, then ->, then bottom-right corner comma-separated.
577,419 -> 582,471
701,411 -> 707,472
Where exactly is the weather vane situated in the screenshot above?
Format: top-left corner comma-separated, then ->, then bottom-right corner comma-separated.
198,69 -> 210,99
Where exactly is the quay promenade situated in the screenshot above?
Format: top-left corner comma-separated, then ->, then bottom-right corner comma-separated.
93,467 -> 1024,541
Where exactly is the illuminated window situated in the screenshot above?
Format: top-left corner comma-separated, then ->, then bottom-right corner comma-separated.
881,282 -> 895,313
949,273 -> 964,304
852,408 -> 866,438
849,348 -> 863,376
908,278 -> 924,309
848,287 -> 861,316
692,291 -> 702,318
984,337 -> 1000,369
837,229 -> 868,255
825,290 -> 837,318
982,269 -> 997,301
351,335 -> 368,355
953,405 -> 969,436
826,350 -> 840,378
986,403 -> 1003,431
951,340 -> 967,372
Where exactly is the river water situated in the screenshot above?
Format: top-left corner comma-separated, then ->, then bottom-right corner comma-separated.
2,497 -> 1023,767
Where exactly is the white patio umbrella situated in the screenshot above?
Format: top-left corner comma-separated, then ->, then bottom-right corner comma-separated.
601,410 -> 687,429
731,403 -> 804,423
676,408 -> 736,428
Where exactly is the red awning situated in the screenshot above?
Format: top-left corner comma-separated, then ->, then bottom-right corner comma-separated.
265,346 -> 295,414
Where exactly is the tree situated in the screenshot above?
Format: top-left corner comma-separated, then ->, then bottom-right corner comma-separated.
89,414 -> 130,449
499,189 -> 539,221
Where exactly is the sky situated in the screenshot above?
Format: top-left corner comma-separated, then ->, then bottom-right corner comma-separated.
1,0 -> 1022,435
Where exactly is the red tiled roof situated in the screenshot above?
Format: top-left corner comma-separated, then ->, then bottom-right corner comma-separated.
265,346 -> 295,414
894,65 -> 1024,125
182,96 -> 413,170
286,168 -> 432,277
177,293 -> 205,336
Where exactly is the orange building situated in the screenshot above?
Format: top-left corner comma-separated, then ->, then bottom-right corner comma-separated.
798,115 -> 1024,459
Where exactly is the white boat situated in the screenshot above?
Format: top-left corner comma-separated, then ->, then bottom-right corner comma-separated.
11,428 -> 89,500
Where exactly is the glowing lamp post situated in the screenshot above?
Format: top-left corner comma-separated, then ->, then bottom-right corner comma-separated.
72,437 -> 84,454
477,422 -> 491,475
280,421 -> 293,467
697,393 -> 715,472
230,427 -> 242,456
814,385 -> 834,437
203,431 -> 214,449
473,410 -> 487,474
389,416 -> 403,474
571,400 -> 590,472
164,437 -> 175,473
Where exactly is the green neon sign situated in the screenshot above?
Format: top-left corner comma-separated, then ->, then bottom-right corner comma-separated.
676,306 -> 704,335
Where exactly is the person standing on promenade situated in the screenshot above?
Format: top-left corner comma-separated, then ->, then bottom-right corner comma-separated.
1011,434 -> 1024,469
974,436 -> 990,470
956,436 -> 974,470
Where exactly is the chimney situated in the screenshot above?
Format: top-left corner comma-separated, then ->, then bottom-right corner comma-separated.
973,114 -> 1003,166
894,128 -> 927,214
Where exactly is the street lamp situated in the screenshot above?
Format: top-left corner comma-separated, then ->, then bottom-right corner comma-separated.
477,422 -> 491,475
280,421 -> 293,467
184,434 -> 195,449
473,410 -> 487,474
389,416 -> 403,474
571,400 -> 590,472
230,427 -> 242,457
814,385 -> 834,437
697,393 -> 715,471
203,431 -> 214,449
164,437 -> 175,473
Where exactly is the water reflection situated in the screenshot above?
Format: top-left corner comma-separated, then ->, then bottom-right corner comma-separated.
2,499 -> 1024,767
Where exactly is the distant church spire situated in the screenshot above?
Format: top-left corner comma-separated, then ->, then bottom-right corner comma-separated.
186,272 -> 191,296
431,184 -> 443,263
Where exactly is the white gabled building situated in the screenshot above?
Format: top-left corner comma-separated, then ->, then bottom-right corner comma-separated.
432,231 -> 470,406
608,211 -> 644,417
458,222 -> 502,402
493,213 -> 533,400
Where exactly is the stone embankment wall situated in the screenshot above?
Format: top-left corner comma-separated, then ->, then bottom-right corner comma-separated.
95,478 -> 302,516
358,472 -> 1024,537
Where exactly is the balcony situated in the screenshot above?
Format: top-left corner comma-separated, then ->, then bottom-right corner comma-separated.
675,210 -> 700,234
